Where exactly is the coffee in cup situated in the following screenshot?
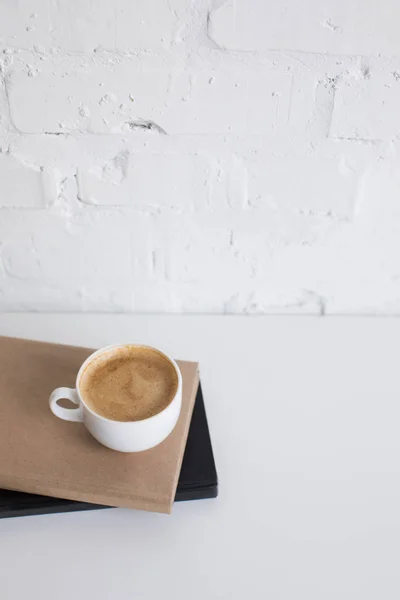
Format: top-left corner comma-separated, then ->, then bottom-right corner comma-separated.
80,345 -> 179,422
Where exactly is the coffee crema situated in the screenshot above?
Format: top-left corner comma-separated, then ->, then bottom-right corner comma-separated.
79,346 -> 178,422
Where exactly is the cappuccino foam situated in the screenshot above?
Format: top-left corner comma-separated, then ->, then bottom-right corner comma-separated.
80,346 -> 178,422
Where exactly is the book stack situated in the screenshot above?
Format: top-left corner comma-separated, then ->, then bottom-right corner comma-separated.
0,337 -> 217,518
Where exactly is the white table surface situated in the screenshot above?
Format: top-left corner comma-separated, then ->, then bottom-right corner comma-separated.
1,314 -> 400,600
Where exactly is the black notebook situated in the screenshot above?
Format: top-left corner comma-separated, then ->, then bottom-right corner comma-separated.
0,383 -> 217,518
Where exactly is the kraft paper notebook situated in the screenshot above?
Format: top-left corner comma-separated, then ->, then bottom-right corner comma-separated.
0,383 -> 218,518
0,336 -> 199,514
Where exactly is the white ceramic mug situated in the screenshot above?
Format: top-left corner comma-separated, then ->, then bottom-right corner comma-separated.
49,343 -> 182,453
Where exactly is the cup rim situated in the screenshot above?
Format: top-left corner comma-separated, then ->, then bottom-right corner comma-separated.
76,342 -> 182,425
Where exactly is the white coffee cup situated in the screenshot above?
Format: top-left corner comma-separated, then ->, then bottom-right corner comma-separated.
49,343 -> 182,453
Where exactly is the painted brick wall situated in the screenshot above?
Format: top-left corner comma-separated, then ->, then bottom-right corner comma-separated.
0,0 -> 400,314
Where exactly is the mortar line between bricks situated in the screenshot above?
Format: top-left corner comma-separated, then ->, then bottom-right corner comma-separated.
326,85 -> 337,139
0,45 -> 395,61
287,75 -> 295,123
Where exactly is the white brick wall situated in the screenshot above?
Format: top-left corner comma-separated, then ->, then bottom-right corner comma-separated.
1,0 -> 400,314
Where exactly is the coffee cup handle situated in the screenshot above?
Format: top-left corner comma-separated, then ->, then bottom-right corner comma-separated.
49,387 -> 83,423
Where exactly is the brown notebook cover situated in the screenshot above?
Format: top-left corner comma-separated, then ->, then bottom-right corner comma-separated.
0,336 -> 199,514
